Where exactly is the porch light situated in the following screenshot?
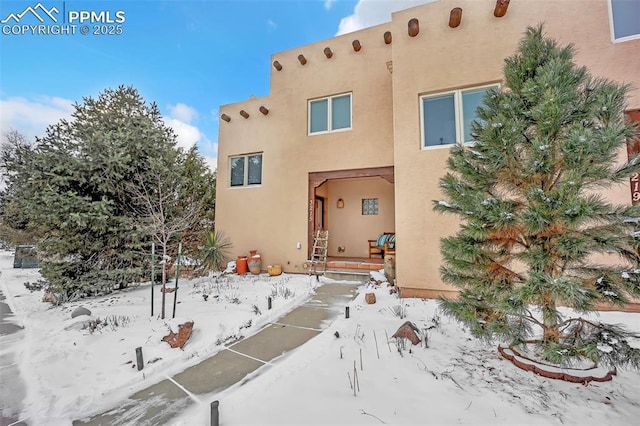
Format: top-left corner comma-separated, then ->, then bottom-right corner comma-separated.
449,8 -> 462,28
298,54 -> 307,65
259,106 -> 269,115
494,0 -> 510,18
383,31 -> 392,45
273,60 -> 283,71
239,110 -> 249,119
337,198 -> 344,208
352,40 -> 361,52
324,47 -> 333,58
408,18 -> 419,37
220,114 -> 231,122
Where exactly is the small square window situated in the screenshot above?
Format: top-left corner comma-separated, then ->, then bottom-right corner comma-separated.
362,198 -> 379,215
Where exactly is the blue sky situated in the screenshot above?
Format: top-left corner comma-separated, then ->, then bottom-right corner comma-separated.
0,0 -> 433,169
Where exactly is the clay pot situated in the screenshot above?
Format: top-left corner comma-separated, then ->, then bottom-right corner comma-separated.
236,256 -> 248,275
248,253 -> 262,275
267,264 -> 282,276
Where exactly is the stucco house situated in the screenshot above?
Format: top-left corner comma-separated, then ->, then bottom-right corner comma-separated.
216,0 -> 640,298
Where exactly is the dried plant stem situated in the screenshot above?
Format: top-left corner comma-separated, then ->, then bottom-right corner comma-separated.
385,330 -> 392,352
347,371 -> 353,390
373,330 -> 380,359
360,348 -> 363,371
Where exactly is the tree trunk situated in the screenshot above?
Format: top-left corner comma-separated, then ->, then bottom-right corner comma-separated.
541,292 -> 559,343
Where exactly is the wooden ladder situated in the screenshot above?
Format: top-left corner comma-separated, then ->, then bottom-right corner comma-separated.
308,229 -> 329,280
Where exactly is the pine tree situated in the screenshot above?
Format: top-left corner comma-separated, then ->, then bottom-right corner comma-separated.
0,86 -> 216,300
434,26 -> 640,369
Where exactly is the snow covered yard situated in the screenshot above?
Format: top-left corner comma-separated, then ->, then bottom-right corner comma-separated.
2,248 -> 640,425
0,250 -> 318,425
178,279 -> 640,425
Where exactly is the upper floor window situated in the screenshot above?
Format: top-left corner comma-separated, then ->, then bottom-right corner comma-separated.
230,153 -> 262,187
420,84 -> 498,148
309,93 -> 352,134
609,0 -> 640,42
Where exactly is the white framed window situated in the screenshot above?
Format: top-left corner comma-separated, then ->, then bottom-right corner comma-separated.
229,153 -> 262,187
608,0 -> 640,42
308,93 -> 352,135
420,84 -> 499,149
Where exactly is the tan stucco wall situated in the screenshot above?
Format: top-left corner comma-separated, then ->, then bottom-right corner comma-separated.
390,0 -> 640,294
217,24 -> 395,271
217,0 -> 640,291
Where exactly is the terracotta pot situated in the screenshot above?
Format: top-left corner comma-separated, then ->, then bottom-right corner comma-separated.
248,254 -> 262,275
236,256 -> 248,275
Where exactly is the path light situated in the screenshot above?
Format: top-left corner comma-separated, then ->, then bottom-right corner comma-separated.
273,60 -> 282,71
298,54 -> 307,65
259,106 -> 269,116
383,31 -> 392,44
239,110 -> 249,119
494,0 -> 510,17
408,18 -> 419,37
449,8 -> 462,28
324,47 -> 333,58
220,114 -> 231,122
352,39 -> 361,52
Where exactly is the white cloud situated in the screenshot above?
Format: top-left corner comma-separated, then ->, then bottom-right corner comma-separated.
163,117 -> 202,150
167,102 -> 198,124
324,0 -> 336,11
202,155 -> 218,173
163,103 -> 217,171
336,0 -> 437,35
267,19 -> 277,31
0,96 -> 74,142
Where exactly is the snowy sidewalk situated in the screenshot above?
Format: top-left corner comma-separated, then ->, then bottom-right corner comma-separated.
73,281 -> 357,426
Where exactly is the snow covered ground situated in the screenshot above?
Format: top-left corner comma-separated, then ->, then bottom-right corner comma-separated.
1,250 -> 640,425
0,250 -> 318,425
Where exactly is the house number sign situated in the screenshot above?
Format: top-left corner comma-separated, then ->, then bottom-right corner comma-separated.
626,110 -> 640,205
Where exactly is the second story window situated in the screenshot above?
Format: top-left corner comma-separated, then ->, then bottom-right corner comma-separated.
309,93 -> 352,135
230,153 -> 262,187
420,84 -> 499,148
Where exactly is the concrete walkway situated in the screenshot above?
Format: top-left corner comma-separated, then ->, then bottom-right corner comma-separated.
74,280 -> 357,426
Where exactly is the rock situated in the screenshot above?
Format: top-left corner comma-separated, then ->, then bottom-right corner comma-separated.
384,254 -> 396,283
162,321 -> 194,349
392,321 -> 421,345
64,316 -> 97,331
365,292 -> 376,304
71,306 -> 92,318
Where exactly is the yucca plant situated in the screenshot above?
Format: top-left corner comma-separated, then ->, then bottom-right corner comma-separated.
197,230 -> 232,272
